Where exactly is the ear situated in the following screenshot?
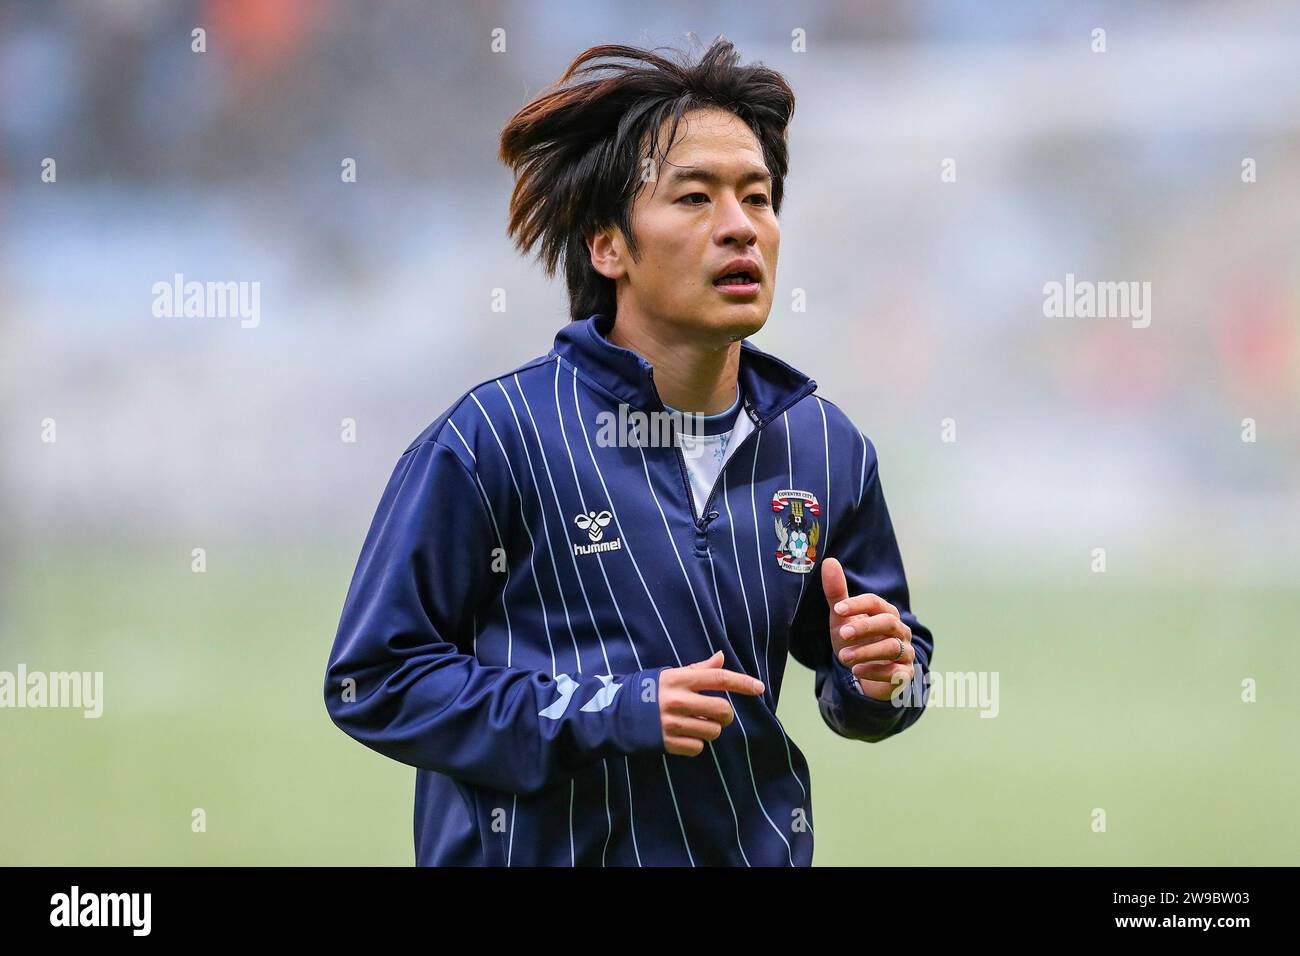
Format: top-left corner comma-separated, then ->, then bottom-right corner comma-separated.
587,227 -> 628,282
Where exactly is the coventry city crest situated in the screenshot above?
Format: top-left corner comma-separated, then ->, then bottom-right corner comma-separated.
772,488 -> 820,574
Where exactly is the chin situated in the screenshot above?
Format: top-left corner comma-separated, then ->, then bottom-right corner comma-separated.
662,301 -> 769,344
713,306 -> 769,342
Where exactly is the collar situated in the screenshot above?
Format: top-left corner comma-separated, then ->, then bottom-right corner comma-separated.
665,383 -> 741,436
552,313 -> 817,426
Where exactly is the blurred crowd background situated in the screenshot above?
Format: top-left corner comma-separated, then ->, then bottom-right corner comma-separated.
1,0 -> 1297,865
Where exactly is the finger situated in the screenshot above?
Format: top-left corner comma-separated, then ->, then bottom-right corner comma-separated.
838,636 -> 913,666
839,637 -> 913,666
665,736 -> 706,757
685,650 -> 725,669
849,661 -> 910,682
669,693 -> 734,725
855,679 -> 904,704
837,613 -> 910,644
678,668 -> 765,696
821,557 -> 849,609
664,715 -> 725,741
831,592 -> 899,620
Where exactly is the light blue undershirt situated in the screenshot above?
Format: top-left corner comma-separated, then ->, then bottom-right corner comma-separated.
664,385 -> 747,515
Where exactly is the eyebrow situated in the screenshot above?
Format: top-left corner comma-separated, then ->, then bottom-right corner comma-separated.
664,165 -> 772,189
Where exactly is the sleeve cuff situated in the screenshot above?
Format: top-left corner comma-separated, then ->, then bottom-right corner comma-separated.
616,666 -> 668,755
832,656 -> 903,710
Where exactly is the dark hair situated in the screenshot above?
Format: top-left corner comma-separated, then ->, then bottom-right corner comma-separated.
498,37 -> 796,322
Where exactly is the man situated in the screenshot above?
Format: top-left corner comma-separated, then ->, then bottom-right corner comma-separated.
324,38 -> 933,866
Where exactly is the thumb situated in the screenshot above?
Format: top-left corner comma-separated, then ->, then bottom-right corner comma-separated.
821,556 -> 849,611
686,650 -> 725,669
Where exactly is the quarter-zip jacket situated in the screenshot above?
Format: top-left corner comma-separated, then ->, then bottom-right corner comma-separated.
324,312 -> 934,866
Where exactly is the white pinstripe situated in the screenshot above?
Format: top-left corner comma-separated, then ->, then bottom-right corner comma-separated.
552,359 -> 652,865
444,420 -> 520,866
702,548 -> 796,864
710,443 -> 797,862
745,429 -> 811,809
722,475 -> 761,684
858,430 -> 868,507
513,372 -> 624,865
772,410 -> 818,818
470,393 -> 556,673
751,431 -> 774,693
785,411 -> 810,632
566,363 -> 697,864
493,380 -> 592,868
465,395 -> 570,865
630,432 -> 754,866
446,421 -> 512,662
816,398 -> 831,557
497,380 -> 583,671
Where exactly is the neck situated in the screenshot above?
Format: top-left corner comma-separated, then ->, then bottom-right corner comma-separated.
607,312 -> 740,415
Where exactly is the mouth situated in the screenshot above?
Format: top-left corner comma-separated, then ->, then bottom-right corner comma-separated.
712,260 -> 762,298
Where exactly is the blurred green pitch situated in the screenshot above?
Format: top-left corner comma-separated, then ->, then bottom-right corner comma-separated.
2,542 -> 1296,865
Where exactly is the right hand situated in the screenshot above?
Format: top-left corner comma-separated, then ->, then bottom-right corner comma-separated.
657,651 -> 765,756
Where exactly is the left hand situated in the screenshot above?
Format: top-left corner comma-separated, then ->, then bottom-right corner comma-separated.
821,557 -> 914,703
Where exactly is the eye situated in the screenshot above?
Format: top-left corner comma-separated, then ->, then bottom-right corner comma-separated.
746,193 -> 771,206
678,192 -> 709,205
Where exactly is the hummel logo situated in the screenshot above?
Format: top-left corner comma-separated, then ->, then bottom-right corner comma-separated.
573,509 -> 622,556
574,509 -> 613,542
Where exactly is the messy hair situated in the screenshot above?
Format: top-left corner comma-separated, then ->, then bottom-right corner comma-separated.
498,37 -> 796,321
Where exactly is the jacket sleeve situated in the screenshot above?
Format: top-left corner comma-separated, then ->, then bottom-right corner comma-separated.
323,436 -> 667,796
789,435 -> 934,743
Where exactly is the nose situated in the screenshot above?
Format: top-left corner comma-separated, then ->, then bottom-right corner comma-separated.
713,192 -> 757,247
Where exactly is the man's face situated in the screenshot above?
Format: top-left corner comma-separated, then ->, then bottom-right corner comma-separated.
591,107 -> 780,345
